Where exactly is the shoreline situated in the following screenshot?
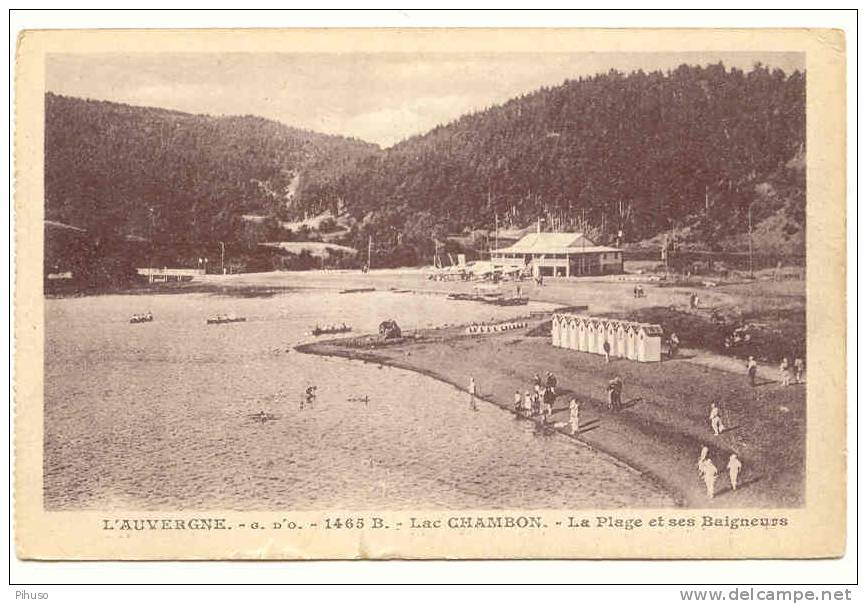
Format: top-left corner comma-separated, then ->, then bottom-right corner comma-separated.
296,321 -> 805,509
294,336 -> 675,504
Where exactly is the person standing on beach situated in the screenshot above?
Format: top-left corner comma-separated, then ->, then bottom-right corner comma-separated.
746,356 -> 758,387
533,373 -> 542,390
779,357 -> 790,386
514,390 -> 523,414
697,446 -> 718,499
606,376 -> 623,411
794,357 -> 805,384
668,332 -> 680,358
542,387 -> 555,423
569,398 -> 581,435
468,377 -> 478,411
531,391 -> 541,416
709,402 -> 725,436
523,390 -> 533,415
727,453 -> 743,492
545,371 -> 557,393
603,340 -> 611,363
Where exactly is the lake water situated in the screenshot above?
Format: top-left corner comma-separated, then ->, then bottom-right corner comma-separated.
44,286 -> 673,510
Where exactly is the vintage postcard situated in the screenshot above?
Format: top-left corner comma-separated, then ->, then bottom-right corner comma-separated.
14,27 -> 846,560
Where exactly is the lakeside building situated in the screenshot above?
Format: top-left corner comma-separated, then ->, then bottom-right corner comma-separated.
490,232 -> 623,277
551,313 -> 663,362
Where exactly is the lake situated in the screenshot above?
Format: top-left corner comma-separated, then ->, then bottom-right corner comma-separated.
44,285 -> 673,510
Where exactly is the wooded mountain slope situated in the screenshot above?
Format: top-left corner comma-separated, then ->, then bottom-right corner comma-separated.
293,62 -> 805,259
45,62 -> 805,270
44,92 -> 378,244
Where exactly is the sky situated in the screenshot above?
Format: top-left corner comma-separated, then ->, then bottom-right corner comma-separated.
46,52 -> 804,148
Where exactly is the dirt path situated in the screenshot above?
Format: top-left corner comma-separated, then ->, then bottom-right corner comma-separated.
682,347 -> 784,382
298,328 -> 805,509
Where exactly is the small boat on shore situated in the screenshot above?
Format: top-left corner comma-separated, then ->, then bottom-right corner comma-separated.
447,283 -> 530,306
484,296 -> 529,307
310,324 -> 352,336
339,287 -> 376,294
207,314 -> 246,325
129,314 -> 154,324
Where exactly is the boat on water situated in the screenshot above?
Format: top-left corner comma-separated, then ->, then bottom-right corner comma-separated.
206,314 -> 247,325
129,314 -> 154,324
310,324 -> 352,336
339,287 -> 375,294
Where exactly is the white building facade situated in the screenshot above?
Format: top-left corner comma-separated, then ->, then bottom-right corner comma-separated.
491,232 -> 623,277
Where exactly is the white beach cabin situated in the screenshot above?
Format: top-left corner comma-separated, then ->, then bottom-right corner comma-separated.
595,320 -> 608,355
625,323 -> 638,360
567,316 -> 580,350
577,317 -> 589,351
606,321 -> 619,358
615,321 -> 628,358
636,324 -> 664,362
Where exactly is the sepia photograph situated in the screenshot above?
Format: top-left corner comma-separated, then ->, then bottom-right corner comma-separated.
13,25 -> 847,561
41,50 -> 808,512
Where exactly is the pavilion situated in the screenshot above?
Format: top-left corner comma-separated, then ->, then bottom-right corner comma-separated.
490,232 -> 623,277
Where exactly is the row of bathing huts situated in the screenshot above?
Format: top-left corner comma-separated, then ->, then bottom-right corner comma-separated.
551,313 -> 664,363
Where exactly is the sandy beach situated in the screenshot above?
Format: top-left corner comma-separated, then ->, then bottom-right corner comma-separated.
287,269 -> 806,508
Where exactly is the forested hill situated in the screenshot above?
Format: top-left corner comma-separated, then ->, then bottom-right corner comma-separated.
45,62 -> 806,272
294,62 -> 805,258
44,93 -> 379,244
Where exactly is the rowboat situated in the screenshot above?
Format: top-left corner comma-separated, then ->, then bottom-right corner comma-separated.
310,325 -> 352,336
447,292 -> 529,306
206,315 -> 246,325
484,296 -> 529,307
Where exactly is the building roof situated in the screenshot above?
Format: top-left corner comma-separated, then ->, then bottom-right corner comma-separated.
260,241 -> 358,258
492,232 -> 621,255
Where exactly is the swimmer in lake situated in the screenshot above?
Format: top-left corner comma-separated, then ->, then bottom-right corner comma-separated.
302,385 -> 317,409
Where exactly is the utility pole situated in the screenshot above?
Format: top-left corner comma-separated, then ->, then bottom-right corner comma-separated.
368,235 -> 373,271
219,241 -> 225,275
147,207 -> 155,278
705,184 -> 710,217
748,203 -> 754,278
